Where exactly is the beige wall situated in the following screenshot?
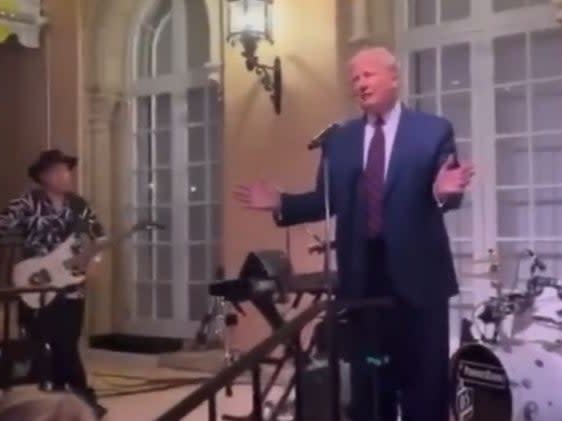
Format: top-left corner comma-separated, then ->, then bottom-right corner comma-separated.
0,0 -> 82,206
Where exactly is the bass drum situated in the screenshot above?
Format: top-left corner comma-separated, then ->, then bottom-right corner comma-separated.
450,342 -> 562,421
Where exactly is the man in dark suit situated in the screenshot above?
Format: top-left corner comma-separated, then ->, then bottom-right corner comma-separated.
235,47 -> 474,420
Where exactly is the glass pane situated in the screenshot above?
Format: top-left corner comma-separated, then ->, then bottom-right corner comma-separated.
535,188 -> 562,237
136,171 -> 153,205
209,81 -> 223,122
442,44 -> 470,91
188,126 -> 206,163
137,284 -> 153,318
189,205 -> 207,242
408,0 -> 436,27
136,245 -> 153,282
493,0 -> 525,12
189,245 -> 207,281
156,284 -> 173,319
533,134 -> 562,185
495,86 -> 527,134
156,245 -> 173,280
211,163 -> 221,202
137,27 -> 153,78
531,80 -> 562,131
155,169 -> 172,203
212,243 -> 223,274
441,0 -> 470,21
138,0 -> 171,78
156,94 -> 171,129
534,241 -> 562,276
493,34 -> 526,84
445,194 -> 472,238
496,242 -> 532,289
411,96 -> 436,114
155,207 -> 172,242
136,97 -> 151,131
441,92 -> 471,139
155,131 -> 171,166
409,49 -> 436,95
147,0 -> 172,28
531,29 -> 562,79
136,133 -> 151,168
188,284 -> 209,320
187,88 -> 205,122
211,204 -> 222,241
155,16 -> 172,76
188,165 -> 206,202
496,138 -> 530,186
497,189 -> 530,237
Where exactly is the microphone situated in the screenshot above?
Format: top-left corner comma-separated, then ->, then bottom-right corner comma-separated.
307,123 -> 341,150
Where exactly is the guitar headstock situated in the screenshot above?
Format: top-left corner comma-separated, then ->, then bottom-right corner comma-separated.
132,220 -> 165,232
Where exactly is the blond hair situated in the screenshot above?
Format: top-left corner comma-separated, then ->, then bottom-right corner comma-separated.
0,390 -> 96,421
348,46 -> 400,73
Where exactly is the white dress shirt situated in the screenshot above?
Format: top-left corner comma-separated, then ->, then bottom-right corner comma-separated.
363,101 -> 445,206
363,101 -> 402,177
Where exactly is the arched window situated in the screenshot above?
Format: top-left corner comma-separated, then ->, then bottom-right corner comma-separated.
126,0 -> 222,336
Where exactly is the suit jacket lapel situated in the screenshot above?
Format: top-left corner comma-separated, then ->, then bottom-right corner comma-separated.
384,106 -> 410,199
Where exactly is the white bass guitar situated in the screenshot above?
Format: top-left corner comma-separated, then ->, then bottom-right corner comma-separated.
12,221 -> 162,308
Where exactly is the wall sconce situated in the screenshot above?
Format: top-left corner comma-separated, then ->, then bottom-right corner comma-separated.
226,0 -> 282,114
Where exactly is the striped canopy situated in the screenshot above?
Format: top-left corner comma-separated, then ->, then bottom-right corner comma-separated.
0,0 -> 46,48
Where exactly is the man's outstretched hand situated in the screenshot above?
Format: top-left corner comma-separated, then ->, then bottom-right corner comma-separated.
434,155 -> 474,201
233,181 -> 281,211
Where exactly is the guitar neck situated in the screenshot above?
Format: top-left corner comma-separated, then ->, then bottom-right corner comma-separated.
89,227 -> 139,256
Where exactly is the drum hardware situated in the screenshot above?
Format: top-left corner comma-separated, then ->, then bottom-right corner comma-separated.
526,275 -> 562,300
532,315 -> 562,330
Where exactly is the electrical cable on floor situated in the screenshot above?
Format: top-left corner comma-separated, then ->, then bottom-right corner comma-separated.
89,371 -> 212,398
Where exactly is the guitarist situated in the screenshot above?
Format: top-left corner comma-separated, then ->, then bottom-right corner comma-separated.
0,149 -> 107,419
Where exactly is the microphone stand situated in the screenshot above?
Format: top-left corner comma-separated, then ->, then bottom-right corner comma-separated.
320,142 -> 341,421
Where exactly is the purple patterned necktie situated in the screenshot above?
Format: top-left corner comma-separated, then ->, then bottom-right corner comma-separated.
364,115 -> 385,238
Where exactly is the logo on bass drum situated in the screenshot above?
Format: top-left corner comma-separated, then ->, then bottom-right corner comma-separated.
458,359 -> 508,390
456,383 -> 474,421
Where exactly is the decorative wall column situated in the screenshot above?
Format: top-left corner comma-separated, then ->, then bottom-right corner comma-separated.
82,88 -> 123,336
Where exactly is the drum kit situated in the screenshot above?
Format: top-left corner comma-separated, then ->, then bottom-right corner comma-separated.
451,249 -> 562,421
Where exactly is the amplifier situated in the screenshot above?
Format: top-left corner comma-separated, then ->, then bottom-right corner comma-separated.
300,360 -> 350,421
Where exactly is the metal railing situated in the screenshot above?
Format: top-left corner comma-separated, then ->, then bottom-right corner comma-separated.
0,285 -> 69,389
156,297 -> 392,421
